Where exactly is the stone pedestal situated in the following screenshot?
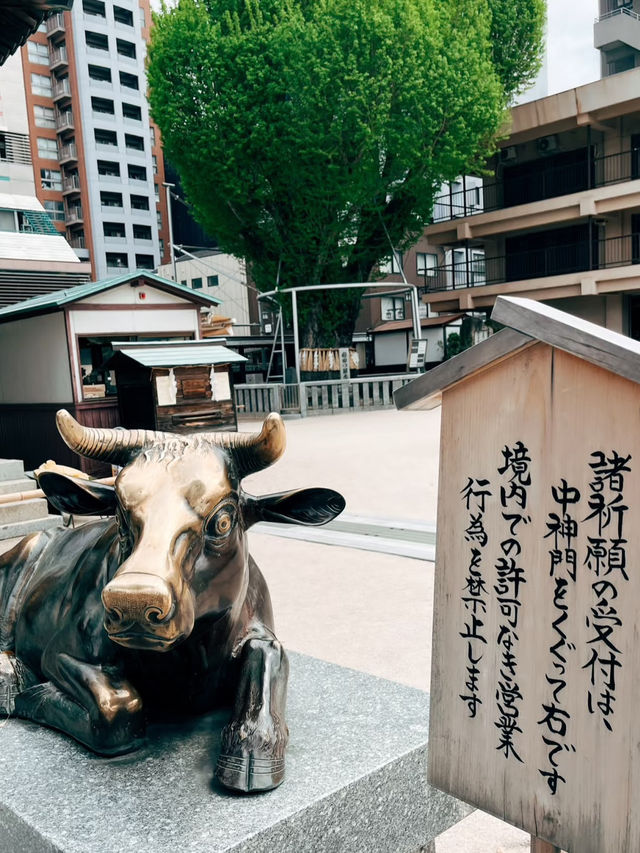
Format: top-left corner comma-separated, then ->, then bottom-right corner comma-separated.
0,653 -> 470,852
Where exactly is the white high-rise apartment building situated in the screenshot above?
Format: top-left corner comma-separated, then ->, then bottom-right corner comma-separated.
20,0 -> 169,279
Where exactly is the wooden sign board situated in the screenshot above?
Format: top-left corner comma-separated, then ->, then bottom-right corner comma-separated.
430,340 -> 640,853
408,338 -> 428,371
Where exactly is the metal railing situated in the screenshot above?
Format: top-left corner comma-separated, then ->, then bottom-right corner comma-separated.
432,150 -> 640,222
59,142 -> 77,162
65,205 -> 83,224
235,374 -> 415,417
52,78 -> 71,100
55,110 -> 74,132
46,12 -> 66,34
69,235 -> 86,249
422,233 -> 640,292
62,174 -> 80,193
596,5 -> 640,22
49,46 -> 68,68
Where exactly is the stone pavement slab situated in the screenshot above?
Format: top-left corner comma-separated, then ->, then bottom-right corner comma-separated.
0,653 -> 469,853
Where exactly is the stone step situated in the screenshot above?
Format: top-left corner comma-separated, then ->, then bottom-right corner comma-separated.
0,459 -> 24,483
0,478 -> 37,496
0,514 -> 62,542
0,498 -> 50,526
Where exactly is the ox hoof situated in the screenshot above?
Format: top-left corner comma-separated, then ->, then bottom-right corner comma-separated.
216,753 -> 285,793
0,652 -> 38,715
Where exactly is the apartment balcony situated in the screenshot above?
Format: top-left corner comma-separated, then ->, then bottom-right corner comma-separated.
58,142 -> 77,164
55,110 -> 74,134
62,174 -> 81,195
65,205 -> 83,225
427,151 -> 640,244
52,77 -> 72,102
46,12 -> 66,37
421,233 -> 640,311
49,46 -> 68,71
594,7 -> 640,52
69,234 -> 90,261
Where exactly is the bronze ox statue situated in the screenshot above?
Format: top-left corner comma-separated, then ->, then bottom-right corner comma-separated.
0,410 -> 344,793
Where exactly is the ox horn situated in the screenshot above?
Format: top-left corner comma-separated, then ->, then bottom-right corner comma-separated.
56,410 -> 170,466
205,412 -> 286,479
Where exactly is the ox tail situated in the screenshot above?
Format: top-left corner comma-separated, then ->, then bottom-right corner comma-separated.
0,531 -> 50,651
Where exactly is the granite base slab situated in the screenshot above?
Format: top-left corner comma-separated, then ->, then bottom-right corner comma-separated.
0,653 -> 470,853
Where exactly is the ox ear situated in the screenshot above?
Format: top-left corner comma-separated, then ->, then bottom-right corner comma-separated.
243,488 -> 345,528
38,472 -> 117,516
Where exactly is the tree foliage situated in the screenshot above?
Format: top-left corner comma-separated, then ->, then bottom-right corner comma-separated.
148,0 -> 545,346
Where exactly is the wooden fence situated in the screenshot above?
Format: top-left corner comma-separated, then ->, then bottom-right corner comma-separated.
235,374 -> 415,417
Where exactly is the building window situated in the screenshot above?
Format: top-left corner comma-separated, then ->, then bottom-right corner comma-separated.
380,296 -> 405,321
416,252 -> 437,277
119,71 -> 139,90
91,96 -> 115,115
31,72 -> 52,97
207,275 -> 219,288
139,7 -> 145,27
133,224 -> 151,240
34,105 -> 56,128
156,210 -> 162,227
116,39 -> 136,59
106,252 -> 128,268
159,238 -> 164,255
40,168 -> 62,190
103,221 -> 126,238
88,64 -> 112,83
122,102 -> 141,121
83,0 -> 106,17
114,5 -> 134,26
85,31 -> 109,51
128,163 -> 147,181
180,279 -> 187,287
150,126 -> 156,145
27,41 -> 50,65
152,154 -> 158,174
380,252 -> 403,275
97,159 -> 120,177
130,194 -> 149,210
125,133 -> 144,151
44,200 -> 65,221
37,137 -> 59,159
100,190 -> 123,207
192,277 -> 203,289
154,183 -> 159,200
135,254 -> 154,269
95,128 -> 117,146
0,210 -> 16,231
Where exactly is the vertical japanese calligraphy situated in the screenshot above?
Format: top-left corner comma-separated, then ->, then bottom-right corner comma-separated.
495,442 -> 531,763
583,450 -> 632,733
538,479 -> 580,794
459,477 -> 492,717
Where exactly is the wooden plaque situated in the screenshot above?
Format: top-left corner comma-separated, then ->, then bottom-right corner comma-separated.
430,341 -> 640,852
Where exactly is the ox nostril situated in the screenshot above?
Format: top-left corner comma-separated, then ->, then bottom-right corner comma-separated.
102,573 -> 175,630
144,602 -> 174,625
105,606 -> 124,625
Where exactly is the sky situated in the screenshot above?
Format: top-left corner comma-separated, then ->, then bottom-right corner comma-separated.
517,0 -> 601,104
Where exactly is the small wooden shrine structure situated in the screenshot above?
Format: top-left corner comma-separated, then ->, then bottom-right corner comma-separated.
395,296 -> 640,853
109,340 -> 246,433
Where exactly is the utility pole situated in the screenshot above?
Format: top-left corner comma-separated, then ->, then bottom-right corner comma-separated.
162,182 -> 177,282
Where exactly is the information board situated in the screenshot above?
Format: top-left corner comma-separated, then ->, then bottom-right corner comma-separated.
429,342 -> 640,853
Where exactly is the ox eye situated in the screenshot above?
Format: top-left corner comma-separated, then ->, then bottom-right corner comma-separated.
205,503 -> 237,540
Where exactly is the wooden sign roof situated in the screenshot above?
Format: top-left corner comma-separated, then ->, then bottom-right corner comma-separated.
395,296 -> 640,410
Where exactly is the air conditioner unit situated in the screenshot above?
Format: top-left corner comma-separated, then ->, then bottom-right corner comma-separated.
500,146 -> 517,163
537,135 -> 559,155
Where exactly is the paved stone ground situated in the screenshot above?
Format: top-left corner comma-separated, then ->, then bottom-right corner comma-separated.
242,410 -> 531,853
0,409 -> 533,852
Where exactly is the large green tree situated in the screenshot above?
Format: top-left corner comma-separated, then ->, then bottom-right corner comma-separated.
148,0 -> 544,346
